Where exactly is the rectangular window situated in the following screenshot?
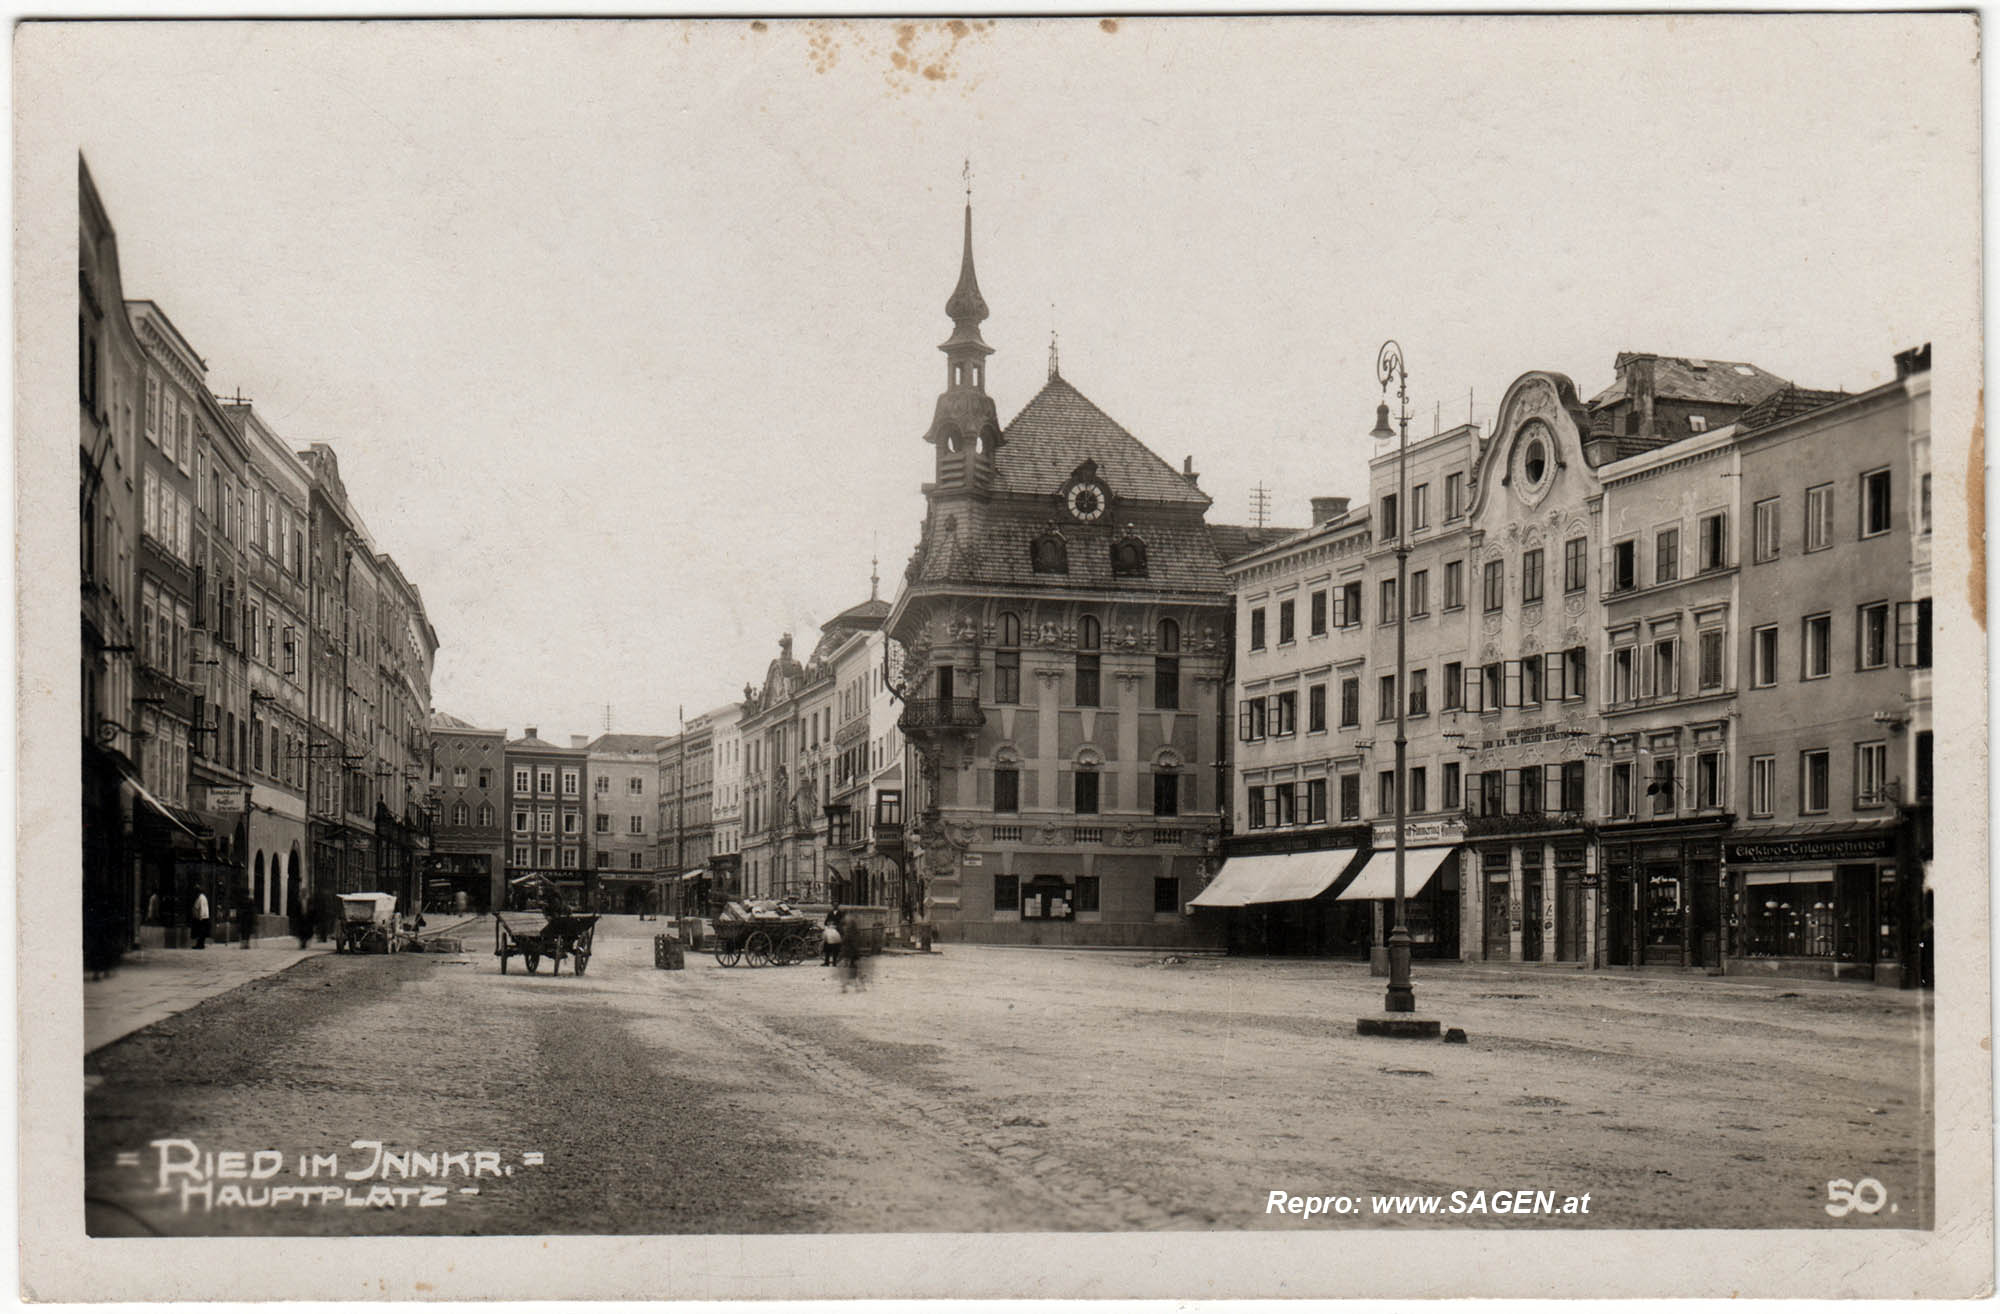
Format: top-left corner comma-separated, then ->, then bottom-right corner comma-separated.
1517,764 -> 1542,816
1752,625 -> 1778,687
1442,661 -> 1463,711
1862,468 -> 1893,537
1074,770 -> 1099,815
1308,683 -> 1327,733
1239,697 -> 1267,742
1753,497 -> 1781,562
1699,512 -> 1728,572
1696,751 -> 1723,809
1698,629 -> 1725,691
1806,483 -> 1834,551
1074,876 -> 1100,913
1154,877 -> 1180,915
1444,471 -> 1465,520
1442,761 -> 1462,810
1521,654 -> 1542,705
1652,637 -> 1679,698
1380,493 -> 1399,540
1278,598 -> 1295,644
1858,602 -> 1890,669
993,874 -> 1019,913
1273,690 -> 1297,736
1408,667 -> 1428,716
563,770 -> 579,796
1649,755 -> 1676,816
1921,473 -> 1932,534
1612,540 -> 1636,592
1461,663 -> 1484,713
1339,677 -> 1360,728
1306,778 -> 1327,824
1520,549 -> 1544,604
1339,774 -> 1361,821
564,813 -> 580,835
629,776 -> 645,795
536,768 -> 554,794
1378,674 -> 1397,722
1443,560 -> 1465,610
1612,646 -> 1636,703
1340,581 -> 1364,628
1409,765 -> 1428,813
1560,536 -> 1592,592
538,811 -> 554,835
1076,653 -> 1100,707
1802,614 -> 1831,679
1153,772 -> 1179,817
1275,782 -> 1297,827
1155,657 -> 1180,710
1481,769 -> 1505,818
1379,578 -> 1399,624
1410,483 -> 1429,530
1610,762 -> 1632,819
995,650 -> 1020,704
1309,590 -> 1327,636
628,815 -> 644,835
1567,646 -> 1588,701
1749,755 -> 1776,818
595,814 -> 610,833
1482,560 -> 1504,612
1378,770 -> 1396,816
1800,749 -> 1831,814
1655,527 -> 1680,584
1408,569 -> 1429,618
1561,759 -> 1586,812
1486,661 -> 1506,709
1855,742 -> 1888,808
994,767 -> 1020,814
513,846 -> 529,866
1896,598 -> 1933,668
1246,784 -> 1266,829
1249,607 -> 1266,650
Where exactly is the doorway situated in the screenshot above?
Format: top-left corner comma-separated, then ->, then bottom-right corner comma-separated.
1484,880 -> 1511,960
1521,871 -> 1544,962
1644,865 -> 1683,965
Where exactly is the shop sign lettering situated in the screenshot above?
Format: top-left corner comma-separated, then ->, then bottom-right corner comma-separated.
1725,835 -> 1893,864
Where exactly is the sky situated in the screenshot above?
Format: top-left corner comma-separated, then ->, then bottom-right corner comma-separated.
31,15 -> 1980,742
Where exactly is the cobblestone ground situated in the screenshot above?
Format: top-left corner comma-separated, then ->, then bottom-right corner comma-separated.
84,916 -> 1933,1235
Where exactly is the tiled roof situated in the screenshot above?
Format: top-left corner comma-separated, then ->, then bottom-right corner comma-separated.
913,500 -> 1236,596
1588,354 -> 1790,409
1734,386 -> 1849,434
992,376 -> 1211,508
585,733 -> 673,754
430,711 -> 475,730
1209,523 -> 1309,565
826,598 -> 891,630
507,734 -> 557,749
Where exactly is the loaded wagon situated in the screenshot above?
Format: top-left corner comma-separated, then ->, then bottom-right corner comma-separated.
710,900 -> 819,968
335,892 -> 401,954
493,909 -> 598,976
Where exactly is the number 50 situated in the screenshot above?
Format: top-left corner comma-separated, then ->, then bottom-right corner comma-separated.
1825,1178 -> 1888,1217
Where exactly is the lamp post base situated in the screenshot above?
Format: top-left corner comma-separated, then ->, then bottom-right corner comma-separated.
1356,1014 -> 1442,1039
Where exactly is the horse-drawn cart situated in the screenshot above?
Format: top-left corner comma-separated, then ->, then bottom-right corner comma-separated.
711,900 -> 818,968
336,893 -> 401,954
494,910 -> 598,976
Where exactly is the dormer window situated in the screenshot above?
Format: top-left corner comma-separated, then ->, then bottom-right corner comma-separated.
1031,532 -> 1068,574
1111,537 -> 1148,578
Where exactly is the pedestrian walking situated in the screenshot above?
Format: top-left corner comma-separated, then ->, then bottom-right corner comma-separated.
822,909 -> 843,966
840,922 -> 868,992
287,879 -> 311,949
189,888 -> 211,950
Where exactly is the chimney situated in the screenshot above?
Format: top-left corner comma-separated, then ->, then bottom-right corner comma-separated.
524,726 -> 538,741
1895,343 -> 1931,380
780,633 -> 793,661
1583,412 -> 1621,467
1183,455 -> 1200,487
1310,496 -> 1350,525
570,734 -> 589,749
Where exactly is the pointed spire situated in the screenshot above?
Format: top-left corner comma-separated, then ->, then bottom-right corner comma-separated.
870,539 -> 880,602
943,201 -> 989,333
1048,328 -> 1060,381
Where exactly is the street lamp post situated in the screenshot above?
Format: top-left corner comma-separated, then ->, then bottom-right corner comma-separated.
1369,340 -> 1417,1016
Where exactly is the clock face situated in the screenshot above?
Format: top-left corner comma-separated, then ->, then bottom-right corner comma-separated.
1065,481 -> 1108,523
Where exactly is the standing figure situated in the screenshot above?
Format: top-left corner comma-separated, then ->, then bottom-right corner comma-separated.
822,909 -> 844,967
287,878 -> 311,949
189,887 -> 211,950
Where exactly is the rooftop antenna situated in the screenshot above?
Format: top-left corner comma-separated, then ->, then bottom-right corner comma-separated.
1249,483 -> 1272,529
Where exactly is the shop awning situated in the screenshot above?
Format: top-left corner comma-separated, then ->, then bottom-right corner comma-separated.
1188,849 -> 1362,908
128,777 -> 207,839
1334,846 -> 1458,902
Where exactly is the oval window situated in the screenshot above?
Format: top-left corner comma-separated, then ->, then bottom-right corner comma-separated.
1525,439 -> 1548,485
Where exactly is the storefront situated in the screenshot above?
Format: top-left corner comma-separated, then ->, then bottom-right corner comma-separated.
1598,820 -> 1726,969
1344,831 -> 1462,965
1198,826 -> 1371,957
1463,823 -> 1589,964
1723,824 -> 1902,984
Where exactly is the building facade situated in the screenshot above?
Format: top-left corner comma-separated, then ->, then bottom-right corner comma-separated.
588,733 -> 669,912
884,203 -> 1245,947
504,730 -> 589,903
704,700 -> 745,871
429,713 -> 506,912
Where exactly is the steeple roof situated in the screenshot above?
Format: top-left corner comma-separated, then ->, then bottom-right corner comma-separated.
940,203 -> 992,357
991,375 -> 1211,509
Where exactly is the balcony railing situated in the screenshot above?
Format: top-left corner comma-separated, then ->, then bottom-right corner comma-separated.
897,697 -> 986,733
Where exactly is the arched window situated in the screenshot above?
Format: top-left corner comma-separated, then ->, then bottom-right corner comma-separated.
1111,538 -> 1148,577
1155,619 -> 1181,711
453,801 -> 470,827
995,612 -> 1021,705
1075,615 -> 1101,708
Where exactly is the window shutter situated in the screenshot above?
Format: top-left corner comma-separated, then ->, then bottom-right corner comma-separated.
1503,660 -> 1522,708
1895,601 -> 1918,667
1502,769 -> 1521,815
1545,652 -> 1565,702
1463,666 -> 1483,713
1239,701 -> 1254,741
1544,763 -> 1562,813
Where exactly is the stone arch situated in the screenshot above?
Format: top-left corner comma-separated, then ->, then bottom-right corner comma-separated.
253,852 -> 266,915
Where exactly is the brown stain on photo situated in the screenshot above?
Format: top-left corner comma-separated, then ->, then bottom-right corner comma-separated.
1101,18 -> 1120,33
876,19 -> 991,93
1969,390 -> 1986,630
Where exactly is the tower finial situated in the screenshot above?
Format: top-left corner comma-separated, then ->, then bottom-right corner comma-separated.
871,534 -> 881,601
1049,327 -> 1060,381
963,157 -> 972,203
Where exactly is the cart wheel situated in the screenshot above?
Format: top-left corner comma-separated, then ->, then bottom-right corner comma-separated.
524,952 -> 540,973
714,943 -> 741,968
572,951 -> 589,976
745,932 -> 773,968
778,934 -> 806,966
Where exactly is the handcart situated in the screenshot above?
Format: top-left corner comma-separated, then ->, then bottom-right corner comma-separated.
494,909 -> 599,976
336,893 -> 401,954
710,900 -> 819,968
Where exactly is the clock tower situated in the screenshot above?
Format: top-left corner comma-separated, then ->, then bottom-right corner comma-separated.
923,202 -> 1002,494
